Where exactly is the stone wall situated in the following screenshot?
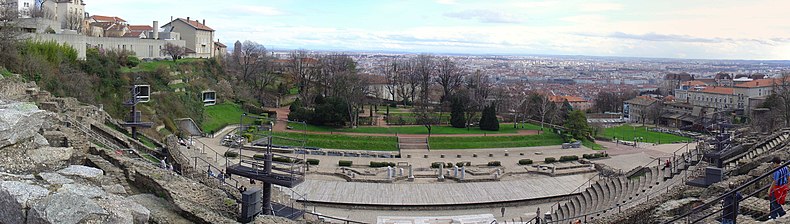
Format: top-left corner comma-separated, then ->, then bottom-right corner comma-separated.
25,33 -> 186,60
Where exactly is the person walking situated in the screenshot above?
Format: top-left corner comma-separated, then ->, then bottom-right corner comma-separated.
721,182 -> 742,224
500,207 -> 505,217
769,157 -> 789,219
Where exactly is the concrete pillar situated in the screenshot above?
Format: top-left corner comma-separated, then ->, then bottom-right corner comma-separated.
387,166 -> 393,179
453,165 -> 459,177
461,166 -> 465,180
496,169 -> 501,176
438,163 -> 445,180
399,168 -> 404,176
408,165 -> 414,180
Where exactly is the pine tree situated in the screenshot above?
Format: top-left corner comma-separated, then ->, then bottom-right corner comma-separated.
479,104 -> 499,131
450,95 -> 466,128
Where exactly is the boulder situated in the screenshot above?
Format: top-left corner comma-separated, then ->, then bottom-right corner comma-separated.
0,102 -> 47,149
27,192 -> 109,224
27,147 -> 73,165
38,172 -> 74,185
0,181 -> 50,224
33,133 -> 49,148
58,184 -> 106,198
95,194 -> 150,224
102,184 -> 127,195
57,165 -> 103,181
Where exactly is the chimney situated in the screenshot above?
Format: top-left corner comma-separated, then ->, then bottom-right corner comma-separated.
187,17 -> 190,22
202,19 -> 205,25
152,21 -> 159,40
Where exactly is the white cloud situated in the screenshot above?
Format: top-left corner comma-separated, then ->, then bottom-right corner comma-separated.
436,0 -> 457,5
445,10 -> 523,23
231,5 -> 283,16
578,2 -> 623,12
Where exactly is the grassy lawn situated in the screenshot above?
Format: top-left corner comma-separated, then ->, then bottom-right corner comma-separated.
272,132 -> 398,151
292,123 -> 543,135
429,132 -> 565,149
600,125 -> 692,144
582,140 -> 606,150
202,102 -> 252,133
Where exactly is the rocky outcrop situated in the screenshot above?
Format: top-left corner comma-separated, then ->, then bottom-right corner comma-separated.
57,165 -> 104,181
27,192 -> 109,224
0,181 -> 50,224
37,173 -> 74,185
0,102 -> 48,149
27,147 -> 73,165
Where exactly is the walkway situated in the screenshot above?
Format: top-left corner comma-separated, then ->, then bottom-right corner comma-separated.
294,174 -> 592,206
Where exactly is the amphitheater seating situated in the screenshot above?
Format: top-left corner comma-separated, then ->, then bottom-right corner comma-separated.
726,131 -> 790,170
551,159 -> 693,222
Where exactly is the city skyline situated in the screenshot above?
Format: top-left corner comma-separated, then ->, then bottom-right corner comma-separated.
90,0 -> 790,60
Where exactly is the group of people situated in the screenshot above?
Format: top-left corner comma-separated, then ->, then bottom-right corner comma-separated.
721,156 -> 789,223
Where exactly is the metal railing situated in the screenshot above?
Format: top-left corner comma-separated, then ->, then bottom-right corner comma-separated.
548,142 -> 701,223
664,158 -> 790,223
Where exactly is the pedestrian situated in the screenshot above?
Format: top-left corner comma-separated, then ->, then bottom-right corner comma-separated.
535,207 -> 541,224
160,158 -> 166,169
250,179 -> 256,185
769,157 -> 789,219
501,207 -> 505,217
721,182 -> 742,224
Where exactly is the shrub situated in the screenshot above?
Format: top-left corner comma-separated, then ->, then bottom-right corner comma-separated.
127,56 -> 141,67
431,162 -> 444,169
487,161 -> 501,167
544,157 -> 557,163
338,160 -> 352,167
242,133 -> 253,142
560,155 -> 579,162
307,159 -> 320,165
272,156 -> 292,163
446,162 -> 454,168
518,159 -> 533,165
224,151 -> 239,158
369,161 -> 396,167
456,162 -> 466,167
253,154 -> 265,160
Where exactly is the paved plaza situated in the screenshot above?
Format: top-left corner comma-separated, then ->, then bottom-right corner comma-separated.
294,174 -> 593,205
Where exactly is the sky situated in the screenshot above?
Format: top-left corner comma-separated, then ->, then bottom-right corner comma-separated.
88,0 -> 790,60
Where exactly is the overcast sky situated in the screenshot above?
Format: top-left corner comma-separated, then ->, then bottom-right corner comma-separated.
89,0 -> 790,60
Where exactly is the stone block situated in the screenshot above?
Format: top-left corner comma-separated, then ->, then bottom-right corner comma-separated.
0,181 -> 50,224
57,165 -> 104,181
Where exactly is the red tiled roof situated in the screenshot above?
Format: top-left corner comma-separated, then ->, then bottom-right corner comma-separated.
127,25 -> 153,32
123,31 -> 145,38
735,78 -> 788,88
697,86 -> 734,95
681,80 -> 707,86
549,95 -> 587,103
90,15 -> 126,23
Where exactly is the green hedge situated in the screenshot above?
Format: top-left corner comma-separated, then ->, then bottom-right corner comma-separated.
583,153 -> 609,159
369,161 -> 396,168
338,160 -> 352,167
307,159 -> 320,165
272,156 -> 293,163
559,155 -> 579,162
518,159 -> 533,165
224,151 -> 239,158
544,157 -> 557,163
487,161 -> 501,167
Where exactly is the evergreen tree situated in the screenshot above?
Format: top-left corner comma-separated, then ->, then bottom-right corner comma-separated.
479,104 -> 499,131
450,95 -> 466,128
564,110 -> 590,140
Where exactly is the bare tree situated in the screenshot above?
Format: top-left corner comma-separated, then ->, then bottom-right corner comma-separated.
529,93 -> 553,130
412,54 -> 438,134
234,41 -> 268,81
435,58 -> 464,102
383,59 -> 403,102
161,43 -> 186,61
288,50 -> 318,105
772,73 -> 790,127
63,12 -> 82,31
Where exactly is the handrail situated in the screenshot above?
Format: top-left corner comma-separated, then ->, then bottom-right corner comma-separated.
549,143 -> 700,223
664,158 -> 790,223
193,156 -> 241,189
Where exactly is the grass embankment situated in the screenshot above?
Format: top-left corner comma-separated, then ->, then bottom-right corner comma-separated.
600,125 -> 692,144
293,123 -> 541,135
429,132 -> 565,149
105,122 -> 157,148
202,102 -> 250,133
272,132 -> 398,151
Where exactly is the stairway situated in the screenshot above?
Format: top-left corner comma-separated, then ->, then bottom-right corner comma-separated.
398,137 -> 429,155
